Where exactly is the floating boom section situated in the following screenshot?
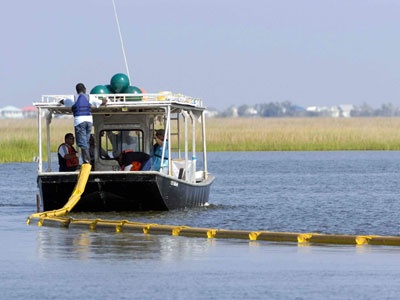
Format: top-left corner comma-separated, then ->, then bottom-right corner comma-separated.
27,215 -> 400,247
27,164 -> 91,224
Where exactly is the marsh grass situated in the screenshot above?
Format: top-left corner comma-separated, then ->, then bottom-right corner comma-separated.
2,117 -> 400,162
0,118 -> 74,163
206,117 -> 400,151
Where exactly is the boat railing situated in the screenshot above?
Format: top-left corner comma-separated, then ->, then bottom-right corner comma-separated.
38,92 -> 203,108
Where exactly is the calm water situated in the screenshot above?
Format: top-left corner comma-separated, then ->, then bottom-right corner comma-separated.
1,151 -> 400,299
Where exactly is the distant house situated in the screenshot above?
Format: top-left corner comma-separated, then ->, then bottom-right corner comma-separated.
338,104 -> 354,118
243,107 -> 258,117
306,105 -> 337,117
0,105 -> 23,119
21,106 -> 37,118
204,109 -> 219,118
306,105 -> 353,117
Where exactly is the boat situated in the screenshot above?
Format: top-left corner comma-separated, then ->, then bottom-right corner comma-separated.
33,79 -> 215,212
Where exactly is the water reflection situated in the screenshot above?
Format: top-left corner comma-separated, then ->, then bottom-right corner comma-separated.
36,227 -> 213,261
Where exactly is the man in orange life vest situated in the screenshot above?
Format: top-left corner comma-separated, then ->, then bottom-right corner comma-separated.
57,133 -> 79,172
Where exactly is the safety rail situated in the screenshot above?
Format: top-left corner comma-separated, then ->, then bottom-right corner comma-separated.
37,92 -> 203,108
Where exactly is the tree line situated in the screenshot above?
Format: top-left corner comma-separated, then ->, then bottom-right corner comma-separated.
216,101 -> 400,117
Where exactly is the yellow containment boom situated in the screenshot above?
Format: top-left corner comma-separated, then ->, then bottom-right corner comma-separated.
27,215 -> 400,247
27,163 -> 91,225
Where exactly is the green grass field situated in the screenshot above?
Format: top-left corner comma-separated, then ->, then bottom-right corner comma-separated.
1,117 -> 400,163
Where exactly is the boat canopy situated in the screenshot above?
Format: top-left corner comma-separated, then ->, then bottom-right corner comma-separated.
33,92 -> 210,183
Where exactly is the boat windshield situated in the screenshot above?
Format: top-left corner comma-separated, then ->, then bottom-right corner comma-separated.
100,129 -> 144,159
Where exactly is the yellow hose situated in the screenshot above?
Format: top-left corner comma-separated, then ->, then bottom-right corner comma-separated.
27,164 -> 91,224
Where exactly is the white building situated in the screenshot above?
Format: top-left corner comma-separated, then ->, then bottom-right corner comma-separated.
306,105 -> 354,117
0,105 -> 23,118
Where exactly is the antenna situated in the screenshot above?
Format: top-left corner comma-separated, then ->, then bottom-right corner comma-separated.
112,0 -> 131,80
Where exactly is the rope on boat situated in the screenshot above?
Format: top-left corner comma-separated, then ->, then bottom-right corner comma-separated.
27,215 -> 400,247
26,164 -> 91,224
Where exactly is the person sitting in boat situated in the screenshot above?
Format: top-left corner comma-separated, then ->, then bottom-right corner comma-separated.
151,129 -> 168,172
57,133 -> 79,172
107,130 -> 137,159
117,149 -> 151,171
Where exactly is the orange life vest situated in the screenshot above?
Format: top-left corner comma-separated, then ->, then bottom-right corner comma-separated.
58,143 -> 79,172
129,161 -> 142,171
119,150 -> 148,171
66,145 -> 79,168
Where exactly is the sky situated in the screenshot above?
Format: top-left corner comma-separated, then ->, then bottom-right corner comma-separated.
2,0 -> 400,111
